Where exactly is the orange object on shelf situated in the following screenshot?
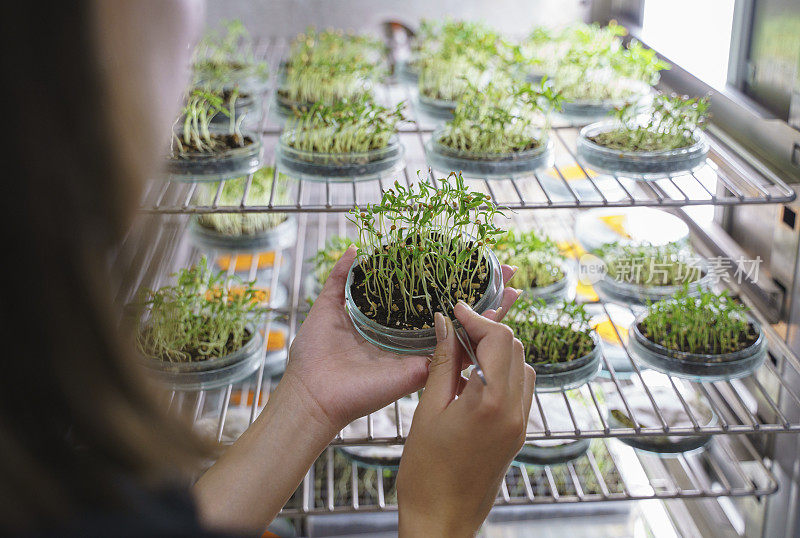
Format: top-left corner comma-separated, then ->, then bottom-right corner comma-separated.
216,251 -> 277,272
229,390 -> 267,407
576,281 -> 599,302
593,319 -> 629,346
598,214 -> 633,239
549,163 -> 598,181
266,330 -> 286,351
205,286 -> 270,304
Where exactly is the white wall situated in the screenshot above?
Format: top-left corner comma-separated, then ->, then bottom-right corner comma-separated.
203,0 -> 592,38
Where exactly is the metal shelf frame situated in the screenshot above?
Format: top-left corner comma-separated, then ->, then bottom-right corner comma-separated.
279,434 -> 776,517
141,38 -> 795,215
130,208 -> 800,448
120,36 -> 800,519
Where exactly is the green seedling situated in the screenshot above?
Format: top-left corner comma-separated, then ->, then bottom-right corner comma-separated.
283,98 -> 405,153
171,86 -> 246,157
281,28 -> 385,106
415,20 -> 502,102
597,242 -> 703,286
311,236 -> 358,285
639,287 -> 756,355
503,296 -> 595,365
592,93 -> 710,152
137,258 -> 267,363
197,166 -> 290,236
437,78 -> 562,155
348,171 -> 506,325
495,229 -> 564,288
193,19 -> 269,88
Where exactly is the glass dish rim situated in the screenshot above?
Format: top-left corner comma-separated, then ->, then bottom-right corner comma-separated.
345,246 -> 503,339
630,309 -> 766,365
578,120 -> 709,159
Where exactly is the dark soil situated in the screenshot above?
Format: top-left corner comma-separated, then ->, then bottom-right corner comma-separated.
526,332 -> 594,366
177,133 -> 254,159
350,242 -> 490,330
222,88 -> 252,103
144,327 -> 252,363
275,89 -> 315,113
637,321 -> 758,355
438,136 -> 540,158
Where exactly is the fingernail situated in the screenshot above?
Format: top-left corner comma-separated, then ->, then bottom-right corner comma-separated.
434,312 -> 447,340
515,288 -> 525,299
510,265 -> 519,276
456,300 -> 472,311
495,306 -> 506,320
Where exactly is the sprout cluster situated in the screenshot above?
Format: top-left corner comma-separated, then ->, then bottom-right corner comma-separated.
639,288 -> 755,355
192,20 -> 268,89
171,87 -> 247,157
495,229 -> 564,289
503,296 -> 595,364
137,259 -> 266,363
524,22 -> 668,102
592,94 -> 710,152
527,22 -> 667,80
437,79 -> 562,154
415,20 -> 502,102
312,236 -> 357,285
281,28 -> 385,107
523,22 -> 628,76
348,172 -> 506,324
287,28 -> 385,69
197,166 -> 290,236
283,99 -> 405,153
597,242 -> 703,287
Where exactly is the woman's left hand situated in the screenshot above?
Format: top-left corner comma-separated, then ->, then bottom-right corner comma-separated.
194,246 -> 520,532
282,245 -> 521,435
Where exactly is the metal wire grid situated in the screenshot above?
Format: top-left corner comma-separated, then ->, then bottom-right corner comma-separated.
278,434 -> 776,517
118,35 -> 800,514
120,198 -> 800,451
141,38 -> 795,215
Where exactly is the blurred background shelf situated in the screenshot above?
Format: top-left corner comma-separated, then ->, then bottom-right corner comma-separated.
141,39 -> 795,215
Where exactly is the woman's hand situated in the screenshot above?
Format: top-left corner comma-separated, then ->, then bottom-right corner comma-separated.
396,304 -> 535,537
194,247 -> 520,533
283,245 -> 521,434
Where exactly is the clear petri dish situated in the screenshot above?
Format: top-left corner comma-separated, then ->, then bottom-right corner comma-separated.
416,93 -> 457,121
574,207 -> 690,254
275,134 -> 404,182
425,129 -> 554,179
166,129 -> 263,182
605,375 -> 716,455
593,263 -> 712,306
345,248 -> 503,355
532,333 -> 602,393
137,325 -> 264,391
628,311 -> 767,382
577,120 -> 709,177
189,214 -> 298,253
525,259 -> 576,305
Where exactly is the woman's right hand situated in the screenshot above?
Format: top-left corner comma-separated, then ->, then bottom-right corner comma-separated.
396,302 -> 535,537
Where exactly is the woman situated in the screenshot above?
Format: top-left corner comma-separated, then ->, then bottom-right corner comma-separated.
1,1 -> 534,536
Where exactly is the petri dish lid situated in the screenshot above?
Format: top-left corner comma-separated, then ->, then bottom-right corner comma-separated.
575,208 -> 689,253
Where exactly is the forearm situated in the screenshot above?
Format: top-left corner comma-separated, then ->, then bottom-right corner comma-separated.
399,510 -> 478,538
193,376 -> 337,534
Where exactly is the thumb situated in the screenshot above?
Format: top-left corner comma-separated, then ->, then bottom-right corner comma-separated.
418,313 -> 460,413
317,245 -> 356,304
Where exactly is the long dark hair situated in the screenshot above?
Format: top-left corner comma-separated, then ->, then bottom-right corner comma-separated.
1,2 -> 205,531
